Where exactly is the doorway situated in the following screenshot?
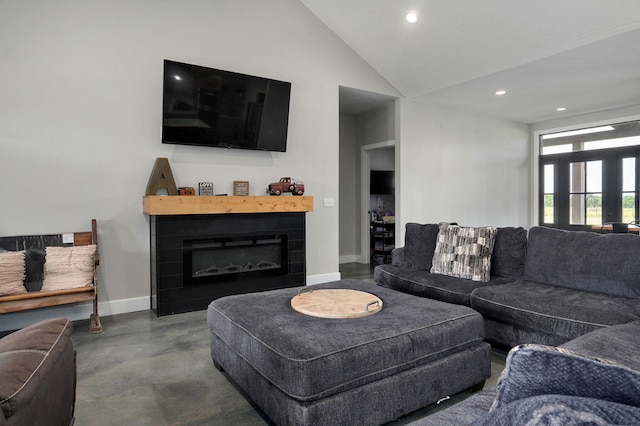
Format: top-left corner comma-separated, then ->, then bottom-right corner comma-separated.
362,143 -> 395,265
338,86 -> 398,265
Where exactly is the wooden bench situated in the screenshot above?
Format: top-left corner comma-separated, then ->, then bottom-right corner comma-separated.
0,219 -> 102,334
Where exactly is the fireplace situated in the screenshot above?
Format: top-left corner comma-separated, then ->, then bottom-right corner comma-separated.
184,235 -> 287,283
149,212 -> 306,316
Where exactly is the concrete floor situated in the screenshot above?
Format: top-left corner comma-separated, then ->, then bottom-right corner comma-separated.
70,263 -> 505,425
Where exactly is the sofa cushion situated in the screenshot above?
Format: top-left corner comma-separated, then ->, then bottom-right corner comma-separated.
431,224 -> 497,282
409,388 -> 497,426
375,264 -> 514,306
470,280 -> 640,342
0,318 -> 75,424
561,319 -> 640,371
0,251 -> 27,296
401,223 -> 440,271
490,227 -> 527,279
524,226 -> 640,298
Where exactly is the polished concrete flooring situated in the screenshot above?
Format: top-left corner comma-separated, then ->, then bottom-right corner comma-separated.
71,263 -> 505,425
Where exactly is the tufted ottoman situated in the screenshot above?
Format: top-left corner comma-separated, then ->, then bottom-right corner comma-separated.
207,279 -> 490,425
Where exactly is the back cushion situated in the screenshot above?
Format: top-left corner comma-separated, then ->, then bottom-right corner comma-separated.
402,223 -> 440,270
524,226 -> 640,298
491,227 -> 528,279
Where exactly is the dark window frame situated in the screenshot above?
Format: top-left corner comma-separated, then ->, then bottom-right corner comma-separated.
539,145 -> 640,231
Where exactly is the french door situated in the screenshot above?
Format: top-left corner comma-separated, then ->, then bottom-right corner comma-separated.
539,146 -> 640,231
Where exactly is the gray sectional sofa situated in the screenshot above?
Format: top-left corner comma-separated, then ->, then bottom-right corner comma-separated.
374,223 -> 640,424
375,223 -> 640,348
414,320 -> 640,425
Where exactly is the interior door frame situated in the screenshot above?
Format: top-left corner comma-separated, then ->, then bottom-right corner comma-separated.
360,140 -> 395,263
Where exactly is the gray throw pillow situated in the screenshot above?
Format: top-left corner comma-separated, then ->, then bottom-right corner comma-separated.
490,227 -> 527,279
402,223 -> 440,270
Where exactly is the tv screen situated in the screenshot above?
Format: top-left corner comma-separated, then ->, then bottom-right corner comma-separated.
162,60 -> 291,152
371,170 -> 395,194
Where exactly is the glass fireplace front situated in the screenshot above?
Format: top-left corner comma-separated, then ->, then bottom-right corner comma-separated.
183,235 -> 287,284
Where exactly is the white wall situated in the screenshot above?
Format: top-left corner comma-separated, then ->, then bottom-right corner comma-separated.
338,113 -> 358,262
397,99 -> 531,240
369,148 -> 395,171
0,0 -> 400,329
356,105 -> 396,147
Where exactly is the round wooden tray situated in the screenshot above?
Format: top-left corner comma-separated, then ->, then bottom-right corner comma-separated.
291,288 -> 383,319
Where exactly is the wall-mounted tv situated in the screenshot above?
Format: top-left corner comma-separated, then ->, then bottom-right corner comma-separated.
371,170 -> 395,195
162,60 -> 291,152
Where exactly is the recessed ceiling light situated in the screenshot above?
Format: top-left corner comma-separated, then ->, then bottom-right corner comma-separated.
173,75 -> 182,81
406,12 -> 418,23
495,90 -> 507,96
556,107 -> 566,112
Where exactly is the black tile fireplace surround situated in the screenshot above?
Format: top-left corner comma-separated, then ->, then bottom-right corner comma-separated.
150,212 -> 306,316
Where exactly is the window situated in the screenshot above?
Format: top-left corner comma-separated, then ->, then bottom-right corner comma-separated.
623,157 -> 636,222
539,120 -> 640,230
542,164 -> 554,224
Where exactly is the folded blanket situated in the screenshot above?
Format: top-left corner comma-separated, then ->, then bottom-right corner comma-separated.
0,251 -> 27,295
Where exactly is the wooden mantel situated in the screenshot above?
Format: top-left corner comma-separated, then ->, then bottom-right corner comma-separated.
143,195 -> 314,215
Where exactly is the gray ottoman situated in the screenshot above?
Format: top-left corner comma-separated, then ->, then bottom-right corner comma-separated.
207,279 -> 490,425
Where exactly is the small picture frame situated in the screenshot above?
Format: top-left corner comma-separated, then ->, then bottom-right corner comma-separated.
198,182 -> 214,196
233,181 -> 250,196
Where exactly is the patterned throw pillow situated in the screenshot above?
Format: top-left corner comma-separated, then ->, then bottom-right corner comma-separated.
0,251 -> 27,296
490,344 -> 640,411
430,224 -> 497,282
41,245 -> 96,291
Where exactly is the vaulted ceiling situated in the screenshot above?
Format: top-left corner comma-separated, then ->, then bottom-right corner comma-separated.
301,0 -> 640,124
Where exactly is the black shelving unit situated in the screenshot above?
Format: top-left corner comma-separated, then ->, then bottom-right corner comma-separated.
371,221 -> 395,264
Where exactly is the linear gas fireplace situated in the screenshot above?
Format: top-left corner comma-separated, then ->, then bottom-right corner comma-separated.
184,235 -> 287,283
143,196 -> 313,316
149,210 -> 307,316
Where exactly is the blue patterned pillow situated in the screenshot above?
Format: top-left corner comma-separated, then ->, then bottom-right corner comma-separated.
492,344 -> 640,410
430,224 -> 497,282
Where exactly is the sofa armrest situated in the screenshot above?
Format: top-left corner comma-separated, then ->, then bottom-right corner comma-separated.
391,247 -> 405,266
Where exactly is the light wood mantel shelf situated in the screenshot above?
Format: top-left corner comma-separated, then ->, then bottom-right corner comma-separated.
143,195 -> 314,215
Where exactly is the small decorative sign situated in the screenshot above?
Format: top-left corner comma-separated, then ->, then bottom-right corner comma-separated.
199,182 -> 214,196
233,181 -> 250,196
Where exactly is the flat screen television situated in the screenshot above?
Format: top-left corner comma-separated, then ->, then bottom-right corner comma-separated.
370,170 -> 395,195
162,60 -> 291,152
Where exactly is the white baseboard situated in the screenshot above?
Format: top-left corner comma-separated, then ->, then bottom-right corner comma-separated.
306,272 -> 342,286
0,296 -> 149,332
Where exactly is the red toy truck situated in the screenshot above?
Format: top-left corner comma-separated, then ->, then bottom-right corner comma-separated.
267,177 -> 305,196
